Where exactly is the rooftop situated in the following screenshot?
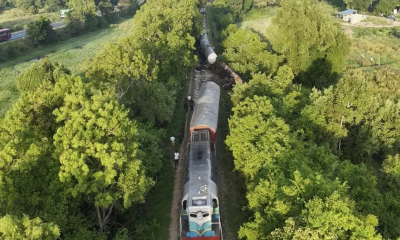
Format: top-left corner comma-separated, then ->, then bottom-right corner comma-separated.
337,9 -> 357,15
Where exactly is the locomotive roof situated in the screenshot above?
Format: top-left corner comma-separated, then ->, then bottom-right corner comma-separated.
188,140 -> 210,202
190,81 -> 220,134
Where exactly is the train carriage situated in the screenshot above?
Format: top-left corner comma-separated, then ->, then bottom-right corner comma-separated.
181,81 -> 222,240
190,81 -> 220,150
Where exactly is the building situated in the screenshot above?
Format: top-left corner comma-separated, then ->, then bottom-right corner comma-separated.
337,9 -> 366,24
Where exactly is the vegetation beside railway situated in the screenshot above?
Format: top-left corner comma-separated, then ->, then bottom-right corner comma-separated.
0,0 -> 202,238
211,0 -> 400,238
1,0 -> 400,238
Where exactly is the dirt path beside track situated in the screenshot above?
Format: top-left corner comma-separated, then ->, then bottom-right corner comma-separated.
168,68 -> 195,240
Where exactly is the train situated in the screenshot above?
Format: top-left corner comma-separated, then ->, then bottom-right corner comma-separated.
200,33 -> 217,65
199,16 -> 217,65
180,81 -> 222,240
0,29 -> 11,42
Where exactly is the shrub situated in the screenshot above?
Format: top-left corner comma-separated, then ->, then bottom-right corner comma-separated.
64,13 -> 85,35
97,16 -> 110,28
84,13 -> 98,31
0,39 -> 33,62
26,16 -> 58,45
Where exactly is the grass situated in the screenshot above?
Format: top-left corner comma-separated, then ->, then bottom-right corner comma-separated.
361,16 -> 394,26
0,7 -> 60,31
243,7 -> 277,21
345,27 -> 400,71
236,7 -> 277,41
0,17 -> 135,118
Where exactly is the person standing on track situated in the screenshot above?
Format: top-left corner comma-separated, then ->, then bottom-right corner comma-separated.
174,151 -> 180,169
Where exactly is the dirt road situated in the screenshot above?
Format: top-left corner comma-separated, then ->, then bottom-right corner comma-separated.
168,68 -> 195,240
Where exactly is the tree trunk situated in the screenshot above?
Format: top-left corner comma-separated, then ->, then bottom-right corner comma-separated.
96,203 -> 114,233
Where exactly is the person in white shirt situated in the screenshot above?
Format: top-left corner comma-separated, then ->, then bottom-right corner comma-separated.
170,136 -> 175,151
174,151 -> 180,169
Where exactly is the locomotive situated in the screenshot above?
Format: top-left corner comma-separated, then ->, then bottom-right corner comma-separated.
180,81 -> 222,240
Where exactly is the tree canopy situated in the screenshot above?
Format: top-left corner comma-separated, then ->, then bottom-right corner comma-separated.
269,0 -> 350,88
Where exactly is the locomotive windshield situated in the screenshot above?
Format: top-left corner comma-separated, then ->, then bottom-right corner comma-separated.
192,198 -> 207,206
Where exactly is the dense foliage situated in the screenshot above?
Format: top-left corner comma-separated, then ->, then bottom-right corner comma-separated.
221,0 -> 400,239
0,0 -> 200,237
222,24 -> 279,81
27,16 -> 58,45
269,0 -> 350,88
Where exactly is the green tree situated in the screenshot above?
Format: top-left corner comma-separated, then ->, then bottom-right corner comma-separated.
0,76 -> 100,239
269,193 -> 382,239
27,16 -> 58,45
253,0 -> 280,8
300,69 -> 400,162
374,0 -> 398,15
16,0 -> 38,13
0,215 -> 60,240
53,80 -> 151,233
226,0 -> 243,16
269,0 -> 350,88
382,154 -> 400,180
86,0 -> 199,124
344,0 -> 371,11
226,95 -> 291,179
98,0 -> 114,15
15,59 -> 70,94
67,0 -> 96,16
243,0 -> 253,12
222,27 -> 279,80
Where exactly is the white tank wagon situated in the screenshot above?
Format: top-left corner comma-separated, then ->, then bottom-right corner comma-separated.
200,34 -> 217,65
180,130 -> 222,240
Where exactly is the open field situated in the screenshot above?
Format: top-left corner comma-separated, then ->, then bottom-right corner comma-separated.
345,27 -> 400,71
235,3 -> 400,74
0,18 -> 135,117
237,7 -> 277,40
0,7 -> 59,31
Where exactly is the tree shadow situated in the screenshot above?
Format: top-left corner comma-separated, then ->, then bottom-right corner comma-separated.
244,27 -> 275,53
295,58 -> 341,90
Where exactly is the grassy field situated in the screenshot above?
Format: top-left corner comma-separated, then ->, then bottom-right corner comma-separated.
0,18 -> 135,118
345,27 -> 400,71
236,7 -> 277,41
361,16 -> 394,26
0,7 -> 60,31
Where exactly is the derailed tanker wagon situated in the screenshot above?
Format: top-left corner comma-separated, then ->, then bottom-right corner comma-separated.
200,34 -> 217,65
180,81 -> 223,240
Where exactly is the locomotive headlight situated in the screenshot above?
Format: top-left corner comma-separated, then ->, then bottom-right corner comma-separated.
197,212 -> 202,220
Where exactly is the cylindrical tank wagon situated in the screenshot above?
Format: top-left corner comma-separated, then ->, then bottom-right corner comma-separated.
200,34 -> 217,65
